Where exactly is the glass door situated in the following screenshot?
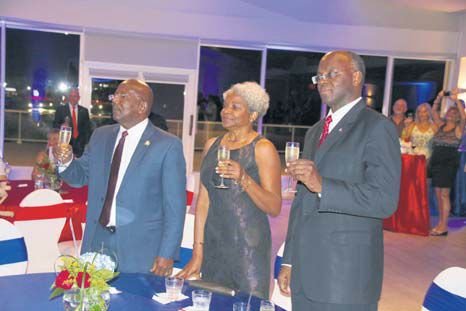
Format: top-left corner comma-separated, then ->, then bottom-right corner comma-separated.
82,63 -> 197,174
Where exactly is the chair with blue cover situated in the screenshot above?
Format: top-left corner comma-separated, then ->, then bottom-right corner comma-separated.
17,189 -> 66,273
0,219 -> 28,276
422,266 -> 466,310
271,242 -> 292,310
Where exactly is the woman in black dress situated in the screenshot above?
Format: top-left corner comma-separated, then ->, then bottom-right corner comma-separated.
177,82 -> 282,298
430,89 -> 466,236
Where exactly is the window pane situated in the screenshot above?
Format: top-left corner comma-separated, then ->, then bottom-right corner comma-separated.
264,49 -> 324,166
147,82 -> 185,139
91,78 -> 121,127
90,79 -> 184,138
362,55 -> 387,112
195,46 -> 262,170
4,28 -> 80,165
392,59 -> 446,113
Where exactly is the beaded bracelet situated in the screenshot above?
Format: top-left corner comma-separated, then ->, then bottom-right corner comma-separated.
239,172 -> 251,192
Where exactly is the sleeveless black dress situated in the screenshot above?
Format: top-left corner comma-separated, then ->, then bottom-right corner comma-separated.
200,135 -> 271,298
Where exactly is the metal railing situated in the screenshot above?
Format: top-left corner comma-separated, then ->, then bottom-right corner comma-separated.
4,109 -> 311,153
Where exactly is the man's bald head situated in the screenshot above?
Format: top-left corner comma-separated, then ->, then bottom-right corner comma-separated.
120,79 -> 153,115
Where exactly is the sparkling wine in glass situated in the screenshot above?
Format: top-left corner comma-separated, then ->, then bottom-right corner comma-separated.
285,142 -> 300,193
57,125 -> 72,167
215,145 -> 230,189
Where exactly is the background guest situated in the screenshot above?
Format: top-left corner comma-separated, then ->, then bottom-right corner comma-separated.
429,89 -> 466,236
31,128 -> 59,179
0,181 -> 11,206
148,112 -> 169,131
390,98 -> 412,137
53,88 -> 91,157
0,180 -> 14,217
402,103 -> 438,160
177,81 -> 282,299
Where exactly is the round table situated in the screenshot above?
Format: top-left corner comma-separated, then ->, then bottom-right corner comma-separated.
1,273 -> 283,310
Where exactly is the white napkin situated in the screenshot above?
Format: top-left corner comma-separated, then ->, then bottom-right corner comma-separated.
108,287 -> 122,294
62,199 -> 74,203
17,184 -> 28,188
152,292 -> 189,304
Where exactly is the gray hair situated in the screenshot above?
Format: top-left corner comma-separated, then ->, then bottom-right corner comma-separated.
223,81 -> 270,117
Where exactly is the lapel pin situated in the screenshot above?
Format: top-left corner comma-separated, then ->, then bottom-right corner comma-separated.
144,140 -> 151,146
338,128 -> 343,132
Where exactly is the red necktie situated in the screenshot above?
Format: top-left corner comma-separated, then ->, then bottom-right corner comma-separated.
319,115 -> 333,146
72,106 -> 79,139
99,131 -> 128,227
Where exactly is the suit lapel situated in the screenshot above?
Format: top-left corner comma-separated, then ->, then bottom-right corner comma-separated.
304,121 -> 323,161
315,101 -> 365,166
118,123 -> 156,189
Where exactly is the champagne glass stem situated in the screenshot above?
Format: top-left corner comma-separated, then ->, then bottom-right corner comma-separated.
286,174 -> 293,192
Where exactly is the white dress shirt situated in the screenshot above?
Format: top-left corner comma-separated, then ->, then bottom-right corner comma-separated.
108,118 -> 149,226
59,118 -> 149,227
68,103 -> 78,123
326,97 -> 361,134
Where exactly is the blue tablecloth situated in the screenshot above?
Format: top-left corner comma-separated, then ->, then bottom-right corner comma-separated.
1,273 -> 283,310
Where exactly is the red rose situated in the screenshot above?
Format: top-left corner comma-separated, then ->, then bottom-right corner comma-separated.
76,272 -> 91,288
55,270 -> 74,290
42,163 -> 50,170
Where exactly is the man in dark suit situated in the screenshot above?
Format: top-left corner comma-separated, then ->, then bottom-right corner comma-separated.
55,79 -> 186,275
278,51 -> 401,310
53,88 -> 91,157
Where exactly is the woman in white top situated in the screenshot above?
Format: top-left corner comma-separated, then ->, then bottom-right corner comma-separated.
402,103 -> 438,161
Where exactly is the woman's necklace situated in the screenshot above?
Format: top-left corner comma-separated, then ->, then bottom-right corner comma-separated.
225,132 -> 254,145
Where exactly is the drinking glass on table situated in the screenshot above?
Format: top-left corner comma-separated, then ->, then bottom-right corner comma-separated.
233,302 -> 249,311
192,290 -> 212,311
260,300 -> 275,311
56,125 -> 72,167
215,145 -> 230,189
285,142 -> 300,192
165,276 -> 184,300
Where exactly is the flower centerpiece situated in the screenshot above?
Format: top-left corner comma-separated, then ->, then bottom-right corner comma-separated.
50,252 -> 119,311
36,155 -> 62,191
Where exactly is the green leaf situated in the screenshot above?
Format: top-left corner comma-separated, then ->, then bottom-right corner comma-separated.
49,287 -> 65,300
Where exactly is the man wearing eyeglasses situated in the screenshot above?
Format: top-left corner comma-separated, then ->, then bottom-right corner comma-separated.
278,51 -> 401,310
53,88 -> 91,157
55,79 -> 186,276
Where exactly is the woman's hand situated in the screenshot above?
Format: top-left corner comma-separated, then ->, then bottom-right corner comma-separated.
450,87 -> 459,101
176,253 -> 202,279
216,160 -> 243,183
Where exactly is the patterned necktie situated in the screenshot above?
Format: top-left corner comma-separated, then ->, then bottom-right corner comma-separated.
72,106 -> 79,139
99,131 -> 128,227
319,115 -> 333,146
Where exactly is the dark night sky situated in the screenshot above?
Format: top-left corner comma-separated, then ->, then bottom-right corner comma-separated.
6,28 -> 79,89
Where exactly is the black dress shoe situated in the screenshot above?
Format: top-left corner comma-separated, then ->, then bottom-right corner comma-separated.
430,230 -> 448,236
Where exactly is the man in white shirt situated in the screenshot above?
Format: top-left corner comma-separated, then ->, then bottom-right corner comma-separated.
55,79 -> 186,275
278,51 -> 401,310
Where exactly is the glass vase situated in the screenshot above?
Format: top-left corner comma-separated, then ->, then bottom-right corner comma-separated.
46,174 -> 63,192
62,288 -> 110,311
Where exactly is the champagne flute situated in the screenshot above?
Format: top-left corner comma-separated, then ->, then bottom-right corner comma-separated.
57,125 -> 72,167
285,142 -> 300,193
215,145 -> 230,189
